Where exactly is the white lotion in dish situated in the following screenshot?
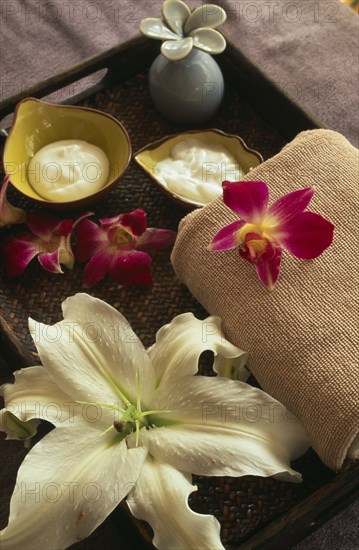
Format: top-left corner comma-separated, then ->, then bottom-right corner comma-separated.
27,139 -> 110,201
154,138 -> 243,204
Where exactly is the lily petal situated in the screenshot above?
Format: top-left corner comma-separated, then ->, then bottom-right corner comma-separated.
255,249 -> 282,290
162,0 -> 191,35
267,187 -> 315,227
0,409 -> 39,441
161,37 -> 194,61
147,313 -> 247,387
109,251 -> 153,286
140,17 -> 180,40
1,366 -> 73,428
29,294 -> 155,407
190,27 -> 226,54
208,220 -> 245,251
0,175 -> 26,228
82,250 -> 112,288
76,219 -> 108,263
184,4 -> 227,34
147,376 -> 308,480
223,181 -> 269,222
127,457 -> 224,550
38,250 -> 63,274
3,238 -> 38,278
0,419 -> 147,550
154,376 -> 309,459
136,228 -> 177,251
278,211 -> 335,259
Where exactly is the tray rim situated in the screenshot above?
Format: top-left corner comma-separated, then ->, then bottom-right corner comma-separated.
0,34 -> 357,550
0,34 -> 324,139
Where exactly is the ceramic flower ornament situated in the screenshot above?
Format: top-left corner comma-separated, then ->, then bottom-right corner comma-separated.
3,211 -> 89,277
140,0 -> 227,61
76,209 -> 176,287
0,294 -> 309,550
0,175 -> 26,228
209,181 -> 334,289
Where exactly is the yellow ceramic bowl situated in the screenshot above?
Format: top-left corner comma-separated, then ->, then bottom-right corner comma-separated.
134,129 -> 263,208
3,98 -> 132,210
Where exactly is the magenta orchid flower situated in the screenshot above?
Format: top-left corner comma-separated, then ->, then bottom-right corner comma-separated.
3,211 -> 89,278
0,175 -> 26,228
209,181 -> 334,290
76,209 -> 177,287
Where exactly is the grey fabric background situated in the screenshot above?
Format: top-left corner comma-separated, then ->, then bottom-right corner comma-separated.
0,1 -> 358,145
0,0 -> 357,548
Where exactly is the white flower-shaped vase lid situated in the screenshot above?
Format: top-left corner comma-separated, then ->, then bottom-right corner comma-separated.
140,0 -> 227,61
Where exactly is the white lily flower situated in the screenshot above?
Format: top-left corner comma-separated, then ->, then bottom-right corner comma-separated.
0,294 -> 309,550
140,0 -> 227,61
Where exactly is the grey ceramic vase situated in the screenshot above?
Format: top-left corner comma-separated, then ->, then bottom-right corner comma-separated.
148,49 -> 224,125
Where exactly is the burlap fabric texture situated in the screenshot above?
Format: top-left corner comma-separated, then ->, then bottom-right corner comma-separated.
171,129 -> 359,471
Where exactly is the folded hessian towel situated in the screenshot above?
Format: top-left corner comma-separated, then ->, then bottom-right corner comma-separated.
171,129 -> 358,471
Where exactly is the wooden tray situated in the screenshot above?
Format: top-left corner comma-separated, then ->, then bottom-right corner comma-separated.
0,36 -> 357,550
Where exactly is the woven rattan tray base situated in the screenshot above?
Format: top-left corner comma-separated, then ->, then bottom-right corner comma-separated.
0,42 -> 357,550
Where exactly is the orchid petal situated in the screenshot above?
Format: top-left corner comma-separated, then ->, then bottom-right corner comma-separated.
190,27 -> 226,54
98,214 -> 122,226
29,294 -> 155,407
0,175 -> 26,228
1,366 -> 73,428
208,220 -> 245,251
278,212 -> 335,259
0,409 -> 39,441
144,376 -> 308,481
184,4 -> 227,34
38,250 -> 63,274
3,238 -> 38,277
136,228 -> 177,251
140,17 -> 180,40
109,251 -> 153,286
161,37 -> 194,61
162,0 -> 191,35
148,313 -> 247,387
267,187 -> 315,227
118,209 -> 147,237
127,457 -> 224,550
76,219 -> 108,263
0,419 -> 147,550
223,181 -> 269,222
82,250 -> 112,288
25,211 -> 64,240
255,249 -> 282,290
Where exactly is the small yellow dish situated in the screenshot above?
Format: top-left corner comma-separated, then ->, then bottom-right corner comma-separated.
134,129 -> 263,208
3,98 -> 132,210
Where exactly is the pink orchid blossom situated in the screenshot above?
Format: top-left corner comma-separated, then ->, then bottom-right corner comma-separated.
76,209 -> 177,287
0,175 -> 26,228
209,181 -> 334,290
3,211 -> 89,278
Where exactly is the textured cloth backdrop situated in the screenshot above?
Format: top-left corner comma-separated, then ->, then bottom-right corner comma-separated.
171,129 -> 359,471
0,1 -> 358,145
